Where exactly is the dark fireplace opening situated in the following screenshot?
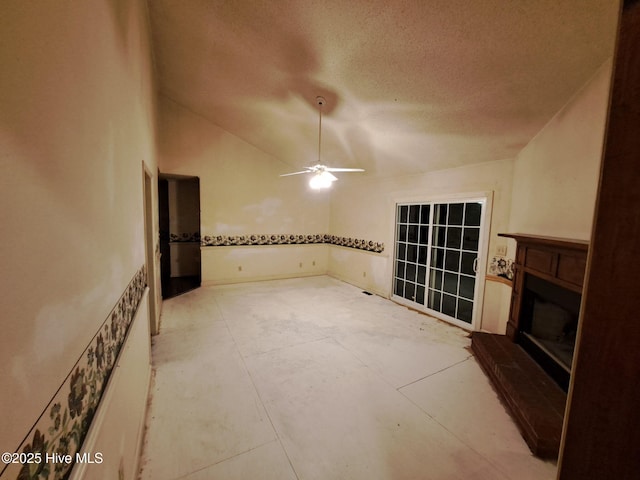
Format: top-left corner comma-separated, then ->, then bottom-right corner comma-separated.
518,274 -> 581,391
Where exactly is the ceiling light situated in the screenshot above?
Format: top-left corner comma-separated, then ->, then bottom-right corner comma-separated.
309,170 -> 337,189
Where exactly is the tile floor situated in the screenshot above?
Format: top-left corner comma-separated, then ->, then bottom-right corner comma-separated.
138,276 -> 557,480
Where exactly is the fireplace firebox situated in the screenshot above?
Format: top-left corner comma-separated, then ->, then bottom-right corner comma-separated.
519,274 -> 581,390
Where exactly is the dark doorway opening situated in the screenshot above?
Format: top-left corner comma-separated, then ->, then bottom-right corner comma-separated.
158,174 -> 201,298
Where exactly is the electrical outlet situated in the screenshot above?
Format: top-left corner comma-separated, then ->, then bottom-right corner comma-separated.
496,244 -> 507,256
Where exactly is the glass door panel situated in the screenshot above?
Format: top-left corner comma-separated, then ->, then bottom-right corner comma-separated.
393,204 -> 429,304
394,199 -> 486,328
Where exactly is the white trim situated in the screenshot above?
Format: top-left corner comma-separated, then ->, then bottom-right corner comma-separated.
392,190 -> 494,206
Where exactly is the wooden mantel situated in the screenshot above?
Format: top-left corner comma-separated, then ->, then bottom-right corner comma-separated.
498,233 -> 589,251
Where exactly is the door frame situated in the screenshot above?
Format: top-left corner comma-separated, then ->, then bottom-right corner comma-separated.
389,191 -> 493,331
142,161 -> 159,336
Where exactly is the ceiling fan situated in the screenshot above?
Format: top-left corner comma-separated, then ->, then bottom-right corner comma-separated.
280,96 -> 364,189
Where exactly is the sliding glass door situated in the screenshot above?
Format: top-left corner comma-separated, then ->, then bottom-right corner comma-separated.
393,198 -> 487,329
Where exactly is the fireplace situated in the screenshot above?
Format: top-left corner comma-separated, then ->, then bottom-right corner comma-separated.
471,234 -> 588,458
502,233 -> 588,391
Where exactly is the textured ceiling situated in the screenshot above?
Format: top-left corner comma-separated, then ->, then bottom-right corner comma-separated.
148,0 -> 619,178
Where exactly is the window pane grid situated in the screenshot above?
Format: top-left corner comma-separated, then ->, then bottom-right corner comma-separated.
395,200 -> 481,319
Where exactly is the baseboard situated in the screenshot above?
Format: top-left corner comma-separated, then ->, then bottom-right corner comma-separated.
201,271 -> 329,287
326,272 -> 389,299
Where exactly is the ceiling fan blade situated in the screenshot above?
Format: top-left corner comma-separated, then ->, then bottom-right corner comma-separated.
280,170 -> 313,177
324,168 -> 365,173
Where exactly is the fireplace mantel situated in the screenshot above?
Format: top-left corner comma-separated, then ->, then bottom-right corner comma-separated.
499,233 -> 589,341
498,233 -> 589,251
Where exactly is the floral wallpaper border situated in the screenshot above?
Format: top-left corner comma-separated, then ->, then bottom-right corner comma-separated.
169,232 -> 200,243
1,266 -> 147,480
201,233 -> 384,253
488,256 -> 514,280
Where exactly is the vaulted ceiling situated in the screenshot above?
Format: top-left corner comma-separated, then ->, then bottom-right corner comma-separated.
148,0 -> 619,178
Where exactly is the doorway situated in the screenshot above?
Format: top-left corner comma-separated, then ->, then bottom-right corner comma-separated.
392,196 -> 490,330
158,174 -> 201,298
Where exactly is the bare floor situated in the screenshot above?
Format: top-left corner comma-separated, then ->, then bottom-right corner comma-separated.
138,276 -> 556,480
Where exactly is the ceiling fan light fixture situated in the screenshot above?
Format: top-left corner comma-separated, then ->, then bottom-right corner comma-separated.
309,170 -> 337,189
279,95 -> 364,187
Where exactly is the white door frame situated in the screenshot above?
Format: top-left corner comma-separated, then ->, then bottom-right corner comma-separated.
142,162 -> 159,336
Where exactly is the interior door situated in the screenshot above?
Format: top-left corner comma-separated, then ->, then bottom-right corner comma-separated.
393,198 -> 487,329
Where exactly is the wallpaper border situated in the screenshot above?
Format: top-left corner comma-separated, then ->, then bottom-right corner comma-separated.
1,265 -> 147,480
201,233 -> 385,253
487,256 -> 514,280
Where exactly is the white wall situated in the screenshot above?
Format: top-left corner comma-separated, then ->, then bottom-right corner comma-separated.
480,279 -> 512,334
157,96 -> 331,284
508,59 -> 614,241
0,0 -> 158,475
201,244 -> 329,285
